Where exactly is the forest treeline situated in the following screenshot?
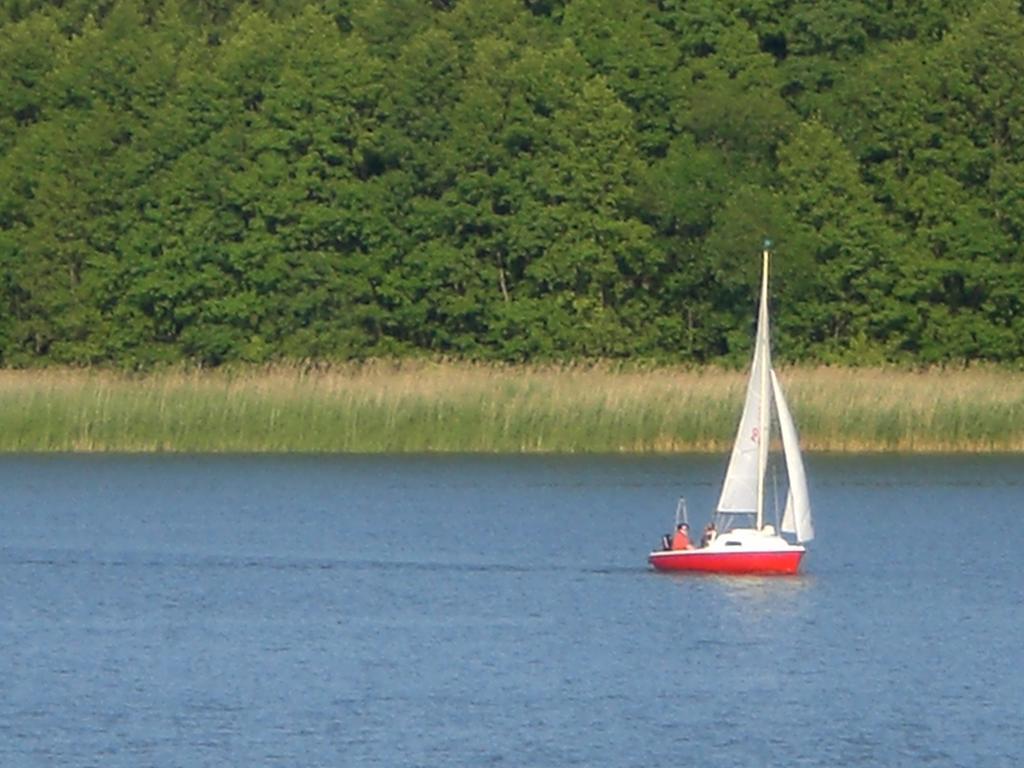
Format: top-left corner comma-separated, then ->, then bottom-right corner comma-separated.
2,0 -> 1023,368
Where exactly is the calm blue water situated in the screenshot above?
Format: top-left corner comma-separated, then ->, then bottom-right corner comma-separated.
1,454 -> 1021,767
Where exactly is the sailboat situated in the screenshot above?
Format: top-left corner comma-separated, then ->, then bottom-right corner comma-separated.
649,243 -> 814,575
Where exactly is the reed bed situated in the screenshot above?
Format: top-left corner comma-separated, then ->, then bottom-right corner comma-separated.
1,363 -> 1023,453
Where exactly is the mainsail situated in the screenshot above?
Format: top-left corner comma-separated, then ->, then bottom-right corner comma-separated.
715,341 -> 766,513
717,248 -> 771,517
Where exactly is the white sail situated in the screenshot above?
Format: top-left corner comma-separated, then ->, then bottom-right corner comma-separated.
717,251 -> 772,515
771,368 -> 814,542
716,347 -> 765,512
781,490 -> 795,533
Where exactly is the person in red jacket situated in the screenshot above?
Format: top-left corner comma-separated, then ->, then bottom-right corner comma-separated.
671,523 -> 692,550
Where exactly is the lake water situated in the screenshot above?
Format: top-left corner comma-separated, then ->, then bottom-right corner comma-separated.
1,454 -> 1021,767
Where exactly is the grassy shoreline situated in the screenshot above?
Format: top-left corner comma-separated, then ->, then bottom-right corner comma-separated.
1,363 -> 1024,453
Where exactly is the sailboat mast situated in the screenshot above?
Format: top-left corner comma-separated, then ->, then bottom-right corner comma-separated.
755,246 -> 771,531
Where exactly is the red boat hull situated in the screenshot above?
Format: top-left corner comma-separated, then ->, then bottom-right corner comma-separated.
648,548 -> 804,575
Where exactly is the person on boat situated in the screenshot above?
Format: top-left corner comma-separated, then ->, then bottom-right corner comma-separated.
671,523 -> 692,550
701,522 -> 717,548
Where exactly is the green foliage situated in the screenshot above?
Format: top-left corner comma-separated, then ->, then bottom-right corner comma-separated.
2,0 -> 1024,369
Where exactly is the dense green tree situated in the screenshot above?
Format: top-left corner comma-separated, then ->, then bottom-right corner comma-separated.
775,119 -> 907,361
2,0 -> 1024,368
562,0 -> 681,156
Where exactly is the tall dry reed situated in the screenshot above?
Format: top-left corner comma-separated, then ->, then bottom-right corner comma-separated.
1,363 -> 1023,453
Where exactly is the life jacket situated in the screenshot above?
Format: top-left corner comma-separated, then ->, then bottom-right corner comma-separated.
671,530 -> 690,550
